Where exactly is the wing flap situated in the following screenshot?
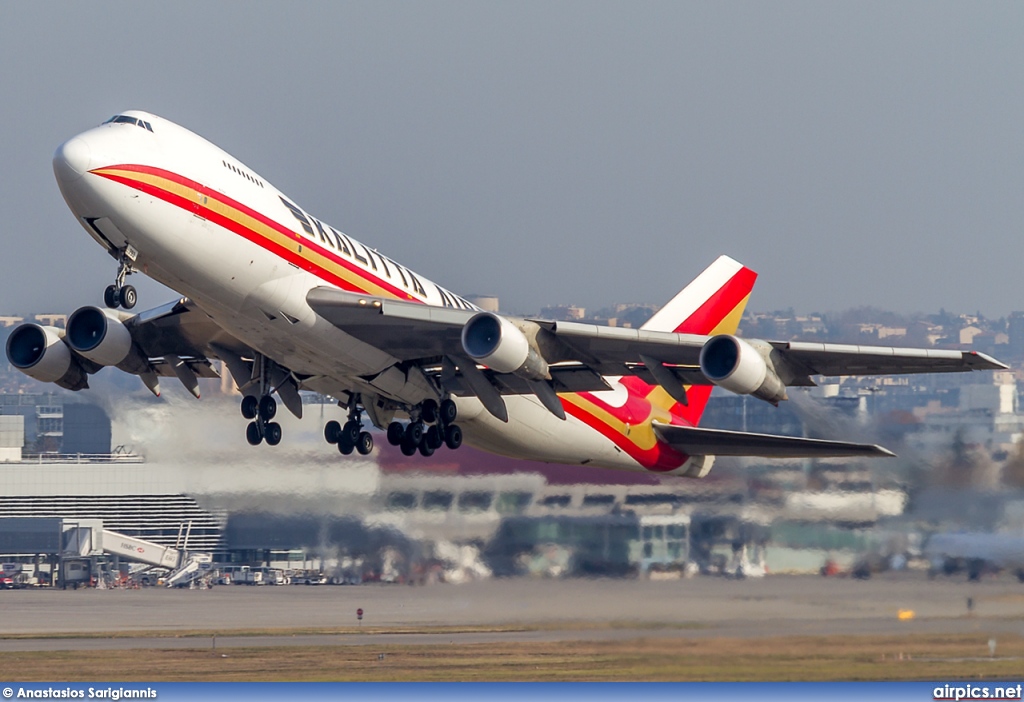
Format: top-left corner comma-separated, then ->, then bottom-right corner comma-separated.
652,422 -> 895,458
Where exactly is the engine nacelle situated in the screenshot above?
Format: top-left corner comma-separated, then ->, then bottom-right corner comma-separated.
5,323 -> 87,389
699,334 -> 788,405
66,306 -> 133,367
671,455 -> 715,479
461,312 -> 549,380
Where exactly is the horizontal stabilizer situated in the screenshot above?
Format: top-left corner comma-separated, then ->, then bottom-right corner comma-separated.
652,422 -> 895,458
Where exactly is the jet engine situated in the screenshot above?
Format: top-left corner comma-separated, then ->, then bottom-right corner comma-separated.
65,306 -> 150,375
461,312 -> 550,380
699,334 -> 788,405
5,323 -> 88,390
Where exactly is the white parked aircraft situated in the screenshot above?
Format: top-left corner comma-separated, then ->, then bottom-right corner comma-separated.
5,111 -> 1006,476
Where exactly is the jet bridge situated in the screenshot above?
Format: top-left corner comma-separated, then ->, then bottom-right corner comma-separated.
62,521 -> 211,587
101,529 -> 179,569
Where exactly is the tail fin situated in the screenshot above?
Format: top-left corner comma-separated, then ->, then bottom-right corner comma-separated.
642,255 -> 757,335
642,255 -> 757,426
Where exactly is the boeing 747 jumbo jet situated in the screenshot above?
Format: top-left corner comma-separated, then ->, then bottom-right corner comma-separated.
5,111 -> 1006,477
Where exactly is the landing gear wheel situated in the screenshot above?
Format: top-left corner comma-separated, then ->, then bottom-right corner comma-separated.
418,441 -> 435,457
258,395 -> 277,421
444,424 -> 463,450
241,395 -> 259,420
337,435 -> 354,455
356,432 -> 374,455
120,285 -> 137,310
399,439 -> 418,456
406,421 -> 424,445
342,420 -> 360,445
245,422 -> 262,446
439,399 -> 458,425
421,399 -> 439,424
387,422 -> 405,446
104,285 -> 120,309
324,420 -> 341,444
425,425 -> 443,450
264,422 -> 282,446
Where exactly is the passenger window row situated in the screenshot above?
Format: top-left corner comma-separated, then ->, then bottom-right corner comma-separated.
222,160 -> 264,188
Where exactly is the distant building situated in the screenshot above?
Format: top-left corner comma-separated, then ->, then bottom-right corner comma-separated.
1008,312 -> 1024,357
0,394 -> 110,455
539,305 -> 585,321
959,325 -> 984,345
466,295 -> 499,313
0,317 -> 24,328
32,314 -> 67,328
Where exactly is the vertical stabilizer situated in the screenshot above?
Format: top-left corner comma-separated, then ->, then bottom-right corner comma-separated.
642,255 -> 758,426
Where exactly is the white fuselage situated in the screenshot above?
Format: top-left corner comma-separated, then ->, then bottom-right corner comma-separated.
53,111 -> 648,473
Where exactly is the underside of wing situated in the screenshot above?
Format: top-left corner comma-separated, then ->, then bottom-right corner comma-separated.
128,297 -> 249,359
773,341 -> 1006,378
652,422 -> 895,458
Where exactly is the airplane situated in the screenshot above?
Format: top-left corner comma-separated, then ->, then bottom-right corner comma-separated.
3,110 -> 1007,478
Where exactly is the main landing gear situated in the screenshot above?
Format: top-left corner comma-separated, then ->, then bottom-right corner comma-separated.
104,246 -> 139,310
386,398 -> 462,458
242,393 -> 282,446
324,400 -> 374,456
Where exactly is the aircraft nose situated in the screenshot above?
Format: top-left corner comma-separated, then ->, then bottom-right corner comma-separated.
53,137 -> 92,183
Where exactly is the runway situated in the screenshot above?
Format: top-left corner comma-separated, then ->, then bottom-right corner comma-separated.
2,573 -> 1022,651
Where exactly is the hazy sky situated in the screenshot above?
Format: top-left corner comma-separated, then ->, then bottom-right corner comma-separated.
3,2 -> 1023,317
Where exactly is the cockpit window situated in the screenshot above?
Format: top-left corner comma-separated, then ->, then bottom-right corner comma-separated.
103,115 -> 154,132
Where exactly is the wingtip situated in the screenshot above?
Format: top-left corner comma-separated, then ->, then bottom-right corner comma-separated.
969,351 -> 1010,371
873,444 -> 897,458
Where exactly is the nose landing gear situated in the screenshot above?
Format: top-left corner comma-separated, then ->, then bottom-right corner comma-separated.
104,246 -> 139,310
387,398 -> 462,458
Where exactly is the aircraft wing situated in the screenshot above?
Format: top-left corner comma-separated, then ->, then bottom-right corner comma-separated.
764,341 -> 1005,378
127,297 -> 249,359
64,297 -> 251,397
652,422 -> 895,458
306,287 -> 1006,387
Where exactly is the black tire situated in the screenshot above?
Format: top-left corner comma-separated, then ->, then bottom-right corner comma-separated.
406,421 -> 424,445
425,425 -> 443,450
342,420 -> 360,445
356,431 -> 374,455
400,439 -> 417,456
324,420 -> 341,444
421,399 -> 438,424
440,399 -> 458,425
265,422 -> 282,446
386,422 -> 405,446
258,395 -> 277,421
104,284 -> 120,309
120,285 -> 137,310
241,395 -> 259,420
245,422 -> 262,445
444,424 -> 463,450
338,435 -> 355,455
418,441 -> 435,457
